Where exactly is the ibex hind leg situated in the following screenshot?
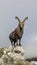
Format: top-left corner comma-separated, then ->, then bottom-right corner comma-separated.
9,37 -> 13,46
11,40 -> 13,46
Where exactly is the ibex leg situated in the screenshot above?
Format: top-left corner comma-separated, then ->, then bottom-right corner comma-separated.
19,39 -> 21,46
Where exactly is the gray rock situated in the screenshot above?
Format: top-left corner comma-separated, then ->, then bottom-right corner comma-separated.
8,46 -> 25,60
0,45 -> 25,64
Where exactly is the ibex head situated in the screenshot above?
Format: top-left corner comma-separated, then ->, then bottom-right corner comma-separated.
15,16 -> 28,30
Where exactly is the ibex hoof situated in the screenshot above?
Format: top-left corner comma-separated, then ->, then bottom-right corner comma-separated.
19,44 -> 22,46
16,43 -> 18,46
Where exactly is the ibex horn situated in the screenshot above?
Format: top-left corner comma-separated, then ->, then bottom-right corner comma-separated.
15,16 -> 20,22
23,17 -> 28,22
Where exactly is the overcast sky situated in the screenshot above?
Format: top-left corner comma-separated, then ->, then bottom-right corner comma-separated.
0,0 -> 37,58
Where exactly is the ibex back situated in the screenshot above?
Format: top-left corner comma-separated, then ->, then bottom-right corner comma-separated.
9,16 -> 28,47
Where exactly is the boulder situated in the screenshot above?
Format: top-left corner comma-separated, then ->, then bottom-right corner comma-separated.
0,44 -> 25,64
8,46 -> 25,60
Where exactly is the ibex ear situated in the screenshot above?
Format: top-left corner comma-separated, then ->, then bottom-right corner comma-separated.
15,16 -> 20,22
23,17 -> 28,22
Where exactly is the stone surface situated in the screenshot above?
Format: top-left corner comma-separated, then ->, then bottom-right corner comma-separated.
14,46 -> 24,53
0,45 -> 25,64
8,46 -> 25,60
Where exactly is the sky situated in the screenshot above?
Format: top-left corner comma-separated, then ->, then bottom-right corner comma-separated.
0,0 -> 37,58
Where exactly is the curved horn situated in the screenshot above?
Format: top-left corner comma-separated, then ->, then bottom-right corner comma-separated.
23,17 -> 28,22
15,16 -> 20,22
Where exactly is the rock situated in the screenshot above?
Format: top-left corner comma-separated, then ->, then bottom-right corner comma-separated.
4,45 -> 14,54
8,46 -> 25,60
14,46 -> 24,54
0,57 -> 3,64
0,44 -> 25,64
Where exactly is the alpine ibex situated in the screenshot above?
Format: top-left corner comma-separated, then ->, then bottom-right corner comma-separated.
9,16 -> 28,47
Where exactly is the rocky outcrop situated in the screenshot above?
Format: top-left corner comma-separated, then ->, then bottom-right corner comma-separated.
0,45 -> 25,65
7,45 -> 25,60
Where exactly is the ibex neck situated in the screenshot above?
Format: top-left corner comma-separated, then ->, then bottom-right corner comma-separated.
19,27 -> 24,32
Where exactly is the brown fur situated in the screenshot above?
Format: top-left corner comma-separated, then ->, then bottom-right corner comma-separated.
9,16 -> 28,47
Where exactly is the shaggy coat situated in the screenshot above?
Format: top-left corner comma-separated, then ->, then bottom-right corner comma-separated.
9,16 -> 28,46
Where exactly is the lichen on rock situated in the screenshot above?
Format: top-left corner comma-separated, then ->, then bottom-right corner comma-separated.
0,45 -> 25,65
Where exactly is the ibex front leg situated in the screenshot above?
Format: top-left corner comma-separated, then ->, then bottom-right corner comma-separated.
19,39 -> 22,46
16,40 -> 19,46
